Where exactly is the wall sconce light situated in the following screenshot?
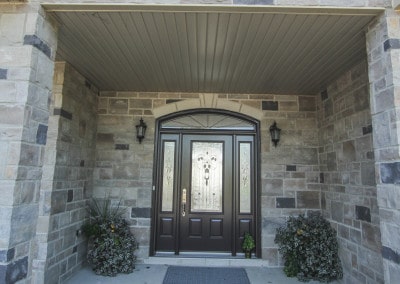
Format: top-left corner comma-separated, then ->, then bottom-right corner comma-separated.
269,121 -> 281,147
136,118 -> 147,144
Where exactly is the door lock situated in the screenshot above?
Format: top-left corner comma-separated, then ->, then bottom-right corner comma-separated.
182,188 -> 187,216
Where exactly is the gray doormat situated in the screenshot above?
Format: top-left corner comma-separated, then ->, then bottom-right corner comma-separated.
163,266 -> 250,284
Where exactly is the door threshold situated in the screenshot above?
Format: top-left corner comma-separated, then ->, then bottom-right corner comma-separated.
155,251 -> 239,258
145,254 -> 268,267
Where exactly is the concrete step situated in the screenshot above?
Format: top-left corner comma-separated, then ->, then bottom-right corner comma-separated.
143,255 -> 269,267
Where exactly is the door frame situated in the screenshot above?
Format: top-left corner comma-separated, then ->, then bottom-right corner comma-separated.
150,109 -> 261,257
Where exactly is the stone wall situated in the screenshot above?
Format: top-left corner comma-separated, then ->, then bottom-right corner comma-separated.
367,9 -> 400,283
95,91 -> 319,263
317,60 -> 384,283
34,62 -> 98,283
0,5 -> 57,283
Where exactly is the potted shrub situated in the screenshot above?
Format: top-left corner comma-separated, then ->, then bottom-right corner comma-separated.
274,212 -> 343,282
82,198 -> 137,276
242,232 -> 255,258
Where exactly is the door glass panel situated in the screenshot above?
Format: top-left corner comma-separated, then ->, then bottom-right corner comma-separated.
161,113 -> 255,130
239,143 -> 251,213
191,142 -> 223,212
161,141 -> 175,212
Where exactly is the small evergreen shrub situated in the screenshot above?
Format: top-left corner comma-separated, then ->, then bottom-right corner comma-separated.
274,212 -> 343,282
82,198 -> 137,276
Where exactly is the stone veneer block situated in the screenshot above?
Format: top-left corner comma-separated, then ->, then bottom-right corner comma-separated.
361,162 -> 376,186
0,248 -> 14,262
363,125 -> 372,135
356,205 -> 371,223
131,208 -> 151,218
23,35 -> 51,58
262,101 -> 278,111
299,96 -> 316,111
297,191 -> 319,209
240,103 -> 263,120
321,90 -> 328,101
115,144 -> 129,150
382,246 -> 400,264
383,39 -> 400,51
53,108 -> 72,120
109,98 -> 128,114
36,124 -> 48,145
286,165 -> 296,171
67,190 -> 73,202
380,162 -> 400,184
276,197 -> 295,208
130,98 -> 152,109
0,68 -> 7,79
0,256 -> 28,283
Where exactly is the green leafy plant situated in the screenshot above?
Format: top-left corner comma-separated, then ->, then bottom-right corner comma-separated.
274,212 -> 343,282
82,198 -> 137,276
242,232 -> 256,258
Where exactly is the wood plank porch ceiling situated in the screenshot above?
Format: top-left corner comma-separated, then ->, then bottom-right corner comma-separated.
46,4 -> 383,95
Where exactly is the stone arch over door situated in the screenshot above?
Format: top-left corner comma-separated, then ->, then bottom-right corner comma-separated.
152,94 -> 264,121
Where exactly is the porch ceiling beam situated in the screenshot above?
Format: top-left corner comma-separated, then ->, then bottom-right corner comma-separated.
43,3 -> 384,16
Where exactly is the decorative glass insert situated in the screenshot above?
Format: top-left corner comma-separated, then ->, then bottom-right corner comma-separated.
161,141 -> 175,212
239,143 -> 251,213
161,113 -> 255,130
191,142 -> 223,212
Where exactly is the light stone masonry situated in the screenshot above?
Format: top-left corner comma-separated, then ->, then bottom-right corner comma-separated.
0,1 -> 400,283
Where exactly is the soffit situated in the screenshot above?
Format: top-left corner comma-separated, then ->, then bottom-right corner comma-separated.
44,4 -> 383,95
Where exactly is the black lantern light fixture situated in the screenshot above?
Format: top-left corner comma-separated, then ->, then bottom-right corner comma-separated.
269,121 -> 281,147
136,118 -> 147,144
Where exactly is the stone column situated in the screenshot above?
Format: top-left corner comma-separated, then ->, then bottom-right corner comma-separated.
0,3 -> 57,283
367,7 -> 400,283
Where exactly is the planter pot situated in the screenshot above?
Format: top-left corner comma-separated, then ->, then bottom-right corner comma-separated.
245,251 -> 251,259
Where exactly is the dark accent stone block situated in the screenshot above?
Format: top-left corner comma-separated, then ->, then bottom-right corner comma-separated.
23,35 -> 51,58
382,246 -> 400,264
286,165 -> 296,172
380,162 -> 400,184
0,68 -> 7,79
262,101 -> 278,111
320,173 -> 324,183
73,246 -> 77,253
362,125 -> 372,135
67,190 -> 73,203
321,90 -> 328,101
0,256 -> 28,283
276,198 -> 295,208
384,39 -> 400,51
36,124 -> 48,145
115,144 -> 129,150
355,205 -> 371,223
54,108 -> 72,120
166,99 -> 181,104
131,207 -> 151,218
0,248 -> 14,262
80,160 -> 85,167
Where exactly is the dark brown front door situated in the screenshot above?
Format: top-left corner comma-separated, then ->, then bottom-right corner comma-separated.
179,135 -> 232,252
153,111 -> 258,256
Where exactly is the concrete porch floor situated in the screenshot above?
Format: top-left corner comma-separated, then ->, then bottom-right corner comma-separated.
66,257 -> 337,284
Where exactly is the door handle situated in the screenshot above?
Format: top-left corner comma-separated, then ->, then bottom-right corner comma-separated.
182,188 -> 187,217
